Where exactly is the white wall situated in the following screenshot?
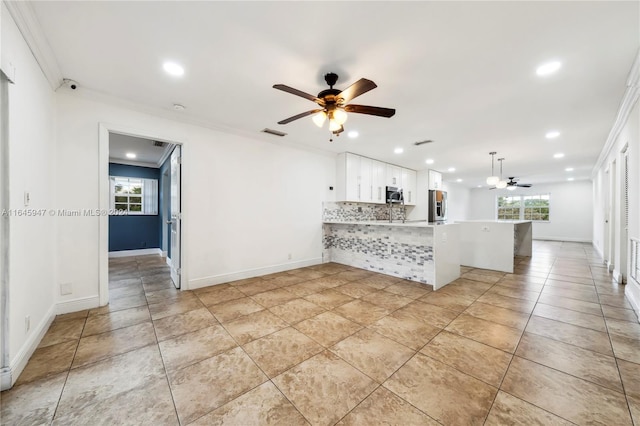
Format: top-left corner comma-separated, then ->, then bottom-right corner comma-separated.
56,93 -> 336,302
408,171 -> 471,222
468,180 -> 593,242
592,98 -> 639,311
2,4 -> 57,386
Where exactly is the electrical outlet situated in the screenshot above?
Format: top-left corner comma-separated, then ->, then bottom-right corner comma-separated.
60,282 -> 72,295
25,316 -> 30,333
481,226 -> 490,232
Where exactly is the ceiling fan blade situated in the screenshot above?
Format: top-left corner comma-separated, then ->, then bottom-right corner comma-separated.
345,104 -> 396,118
273,84 -> 325,105
337,78 -> 377,104
517,184 -> 532,187
489,187 -> 497,190
277,109 -> 323,125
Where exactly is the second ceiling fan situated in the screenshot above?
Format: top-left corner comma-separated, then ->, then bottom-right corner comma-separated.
273,72 -> 396,138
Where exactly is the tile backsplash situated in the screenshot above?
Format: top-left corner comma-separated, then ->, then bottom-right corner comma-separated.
323,202 -> 412,222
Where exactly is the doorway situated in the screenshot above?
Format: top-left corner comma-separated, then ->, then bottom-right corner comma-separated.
618,146 -> 629,283
98,124 -> 184,306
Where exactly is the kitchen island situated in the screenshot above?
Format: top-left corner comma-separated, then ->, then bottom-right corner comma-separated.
323,221 -> 460,290
455,220 -> 532,273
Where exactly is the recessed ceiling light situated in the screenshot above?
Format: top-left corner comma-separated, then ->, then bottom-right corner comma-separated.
536,61 -> 562,76
394,147 -> 404,154
565,167 -> 574,172
553,153 -> 565,159
568,177 -> 575,181
125,152 -> 136,159
447,167 -> 456,172
163,61 -> 184,76
456,179 -> 463,182
347,131 -> 359,138
477,185 -> 482,188
545,131 -> 560,139
425,159 -> 434,165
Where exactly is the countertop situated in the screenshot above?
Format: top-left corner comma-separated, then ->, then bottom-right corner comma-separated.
323,220 -> 456,228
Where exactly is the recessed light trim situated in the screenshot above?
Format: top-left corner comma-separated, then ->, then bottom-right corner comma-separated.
565,167 -> 574,172
553,153 -> 565,159
477,185 -> 482,188
545,131 -> 560,139
125,152 -> 136,159
536,61 -> 562,76
425,159 -> 434,165
347,131 -> 359,138
456,179 -> 463,182
447,167 -> 456,172
163,61 -> 185,76
568,177 -> 575,181
394,147 -> 404,154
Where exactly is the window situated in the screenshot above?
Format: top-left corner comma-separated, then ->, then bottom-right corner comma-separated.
110,176 -> 158,215
497,194 -> 549,221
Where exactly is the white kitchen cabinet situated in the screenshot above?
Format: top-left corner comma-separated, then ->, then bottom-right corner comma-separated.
401,168 -> 417,205
386,164 -> 401,187
428,169 -> 443,190
371,160 -> 386,204
337,153 -> 416,205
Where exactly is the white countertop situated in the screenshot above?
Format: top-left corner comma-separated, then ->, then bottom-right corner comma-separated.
323,220 -> 457,228
455,220 -> 532,225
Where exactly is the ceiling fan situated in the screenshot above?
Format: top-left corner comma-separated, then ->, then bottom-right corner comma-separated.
273,72 -> 396,139
506,177 -> 532,188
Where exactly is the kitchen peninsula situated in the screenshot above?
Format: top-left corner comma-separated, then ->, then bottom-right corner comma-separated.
322,219 -> 460,290
456,220 -> 533,273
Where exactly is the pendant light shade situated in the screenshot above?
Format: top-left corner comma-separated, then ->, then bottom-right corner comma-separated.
332,109 -> 348,125
486,152 -> 499,185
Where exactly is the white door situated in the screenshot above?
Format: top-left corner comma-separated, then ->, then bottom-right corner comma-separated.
169,146 -> 181,288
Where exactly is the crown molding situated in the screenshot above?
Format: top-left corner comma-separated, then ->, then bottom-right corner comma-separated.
4,0 -> 63,90
592,48 -> 640,177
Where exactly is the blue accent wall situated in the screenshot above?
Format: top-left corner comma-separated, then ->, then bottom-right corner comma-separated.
109,163 -> 161,251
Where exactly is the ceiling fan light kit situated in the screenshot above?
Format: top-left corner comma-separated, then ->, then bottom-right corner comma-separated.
273,72 -> 395,140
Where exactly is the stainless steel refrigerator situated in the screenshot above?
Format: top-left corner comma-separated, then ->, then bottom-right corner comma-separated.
428,190 -> 447,222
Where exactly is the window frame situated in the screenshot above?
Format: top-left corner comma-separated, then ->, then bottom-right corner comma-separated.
496,193 -> 550,222
110,176 -> 158,216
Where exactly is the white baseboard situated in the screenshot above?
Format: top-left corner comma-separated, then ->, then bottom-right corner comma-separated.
612,269 -> 623,284
108,248 -> 162,258
593,242 -> 604,260
56,295 -> 100,315
625,280 -> 640,323
161,251 -> 167,258
607,261 -> 614,272
2,303 -> 56,390
534,237 -> 592,243
166,256 -> 172,267
188,257 -> 323,290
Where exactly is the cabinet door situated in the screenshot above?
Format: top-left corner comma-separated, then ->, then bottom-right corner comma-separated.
428,169 -> 442,190
386,164 -> 401,187
402,168 -> 417,205
345,153 -> 360,201
359,157 -> 372,202
371,160 -> 386,204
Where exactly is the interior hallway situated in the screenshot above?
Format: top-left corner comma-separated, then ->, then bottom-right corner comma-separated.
1,241 -> 639,425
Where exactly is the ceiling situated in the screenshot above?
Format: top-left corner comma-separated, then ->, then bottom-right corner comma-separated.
29,1 -> 639,187
109,133 -> 172,167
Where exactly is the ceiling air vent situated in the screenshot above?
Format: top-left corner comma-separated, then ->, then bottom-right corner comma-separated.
414,140 -> 433,146
262,128 -> 287,137
153,141 -> 166,147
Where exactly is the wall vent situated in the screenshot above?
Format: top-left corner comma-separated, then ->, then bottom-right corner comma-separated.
414,140 -> 433,146
262,128 -> 287,137
153,141 -> 166,147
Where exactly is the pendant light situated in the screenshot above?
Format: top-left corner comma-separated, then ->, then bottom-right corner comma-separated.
486,152 -> 500,186
496,158 -> 508,189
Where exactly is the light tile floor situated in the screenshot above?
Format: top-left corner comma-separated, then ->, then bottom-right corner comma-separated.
2,241 -> 640,425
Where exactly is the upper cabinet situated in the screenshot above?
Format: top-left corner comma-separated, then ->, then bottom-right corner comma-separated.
402,168 -> 417,205
428,169 -> 442,190
336,153 -> 416,205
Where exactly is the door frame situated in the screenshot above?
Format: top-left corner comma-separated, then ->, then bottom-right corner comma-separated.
98,123 -> 187,306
